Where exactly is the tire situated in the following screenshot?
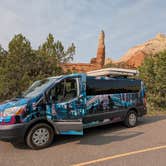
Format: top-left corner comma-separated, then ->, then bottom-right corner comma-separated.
124,110 -> 138,128
26,123 -> 54,150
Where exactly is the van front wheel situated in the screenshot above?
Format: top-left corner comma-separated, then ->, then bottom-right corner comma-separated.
26,123 -> 54,150
124,110 -> 137,128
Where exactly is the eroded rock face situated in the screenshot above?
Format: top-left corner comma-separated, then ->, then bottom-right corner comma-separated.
62,63 -> 100,73
62,31 -> 105,73
116,33 -> 166,67
95,30 -> 105,67
126,51 -> 147,68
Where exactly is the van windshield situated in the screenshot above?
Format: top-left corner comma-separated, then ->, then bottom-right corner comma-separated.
23,78 -> 56,98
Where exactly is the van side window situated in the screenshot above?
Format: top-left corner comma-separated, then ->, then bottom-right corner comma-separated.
64,78 -> 77,101
48,80 -> 64,103
48,78 -> 78,103
54,80 -> 65,102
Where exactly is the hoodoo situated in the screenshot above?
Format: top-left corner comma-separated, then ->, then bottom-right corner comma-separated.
62,30 -> 106,73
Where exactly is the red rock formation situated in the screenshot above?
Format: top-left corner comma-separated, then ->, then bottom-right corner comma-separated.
126,51 -> 147,68
62,31 -> 105,73
91,30 -> 105,67
116,33 -> 166,68
61,63 -> 99,73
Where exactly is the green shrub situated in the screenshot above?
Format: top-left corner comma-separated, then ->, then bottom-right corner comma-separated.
139,51 -> 166,110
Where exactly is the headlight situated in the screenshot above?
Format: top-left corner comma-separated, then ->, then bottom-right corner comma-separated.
3,105 -> 26,116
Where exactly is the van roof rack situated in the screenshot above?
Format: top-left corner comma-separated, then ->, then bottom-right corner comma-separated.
86,68 -> 139,77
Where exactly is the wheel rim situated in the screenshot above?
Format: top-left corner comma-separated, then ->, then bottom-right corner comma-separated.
32,128 -> 50,146
129,113 -> 136,126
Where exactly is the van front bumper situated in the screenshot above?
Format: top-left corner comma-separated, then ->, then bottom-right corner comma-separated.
0,123 -> 27,141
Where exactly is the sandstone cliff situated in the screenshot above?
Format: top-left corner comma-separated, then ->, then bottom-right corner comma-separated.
116,33 -> 166,68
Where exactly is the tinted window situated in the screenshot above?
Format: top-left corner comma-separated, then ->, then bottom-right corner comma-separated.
86,77 -> 141,95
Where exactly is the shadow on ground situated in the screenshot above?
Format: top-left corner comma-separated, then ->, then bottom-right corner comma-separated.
10,115 -> 166,150
79,130 -> 144,145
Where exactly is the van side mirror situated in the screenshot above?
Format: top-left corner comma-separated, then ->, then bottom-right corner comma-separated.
44,92 -> 51,105
77,95 -> 83,104
44,91 -> 58,104
51,96 -> 57,103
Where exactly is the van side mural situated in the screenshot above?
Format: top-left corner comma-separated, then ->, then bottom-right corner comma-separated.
86,93 -> 141,115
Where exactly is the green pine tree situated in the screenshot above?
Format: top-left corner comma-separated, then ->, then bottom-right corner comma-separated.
38,33 -> 75,63
0,33 -> 74,101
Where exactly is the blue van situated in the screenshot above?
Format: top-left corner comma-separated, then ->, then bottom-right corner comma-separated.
0,69 -> 147,149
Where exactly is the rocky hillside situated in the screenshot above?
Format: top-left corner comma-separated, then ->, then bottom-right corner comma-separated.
116,33 -> 166,68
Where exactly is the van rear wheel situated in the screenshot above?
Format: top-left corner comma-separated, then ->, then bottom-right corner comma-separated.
124,110 -> 137,127
26,123 -> 54,150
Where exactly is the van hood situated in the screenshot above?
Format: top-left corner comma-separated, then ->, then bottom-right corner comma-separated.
0,98 -> 30,112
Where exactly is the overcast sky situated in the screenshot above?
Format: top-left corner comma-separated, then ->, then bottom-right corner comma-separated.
0,0 -> 166,62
